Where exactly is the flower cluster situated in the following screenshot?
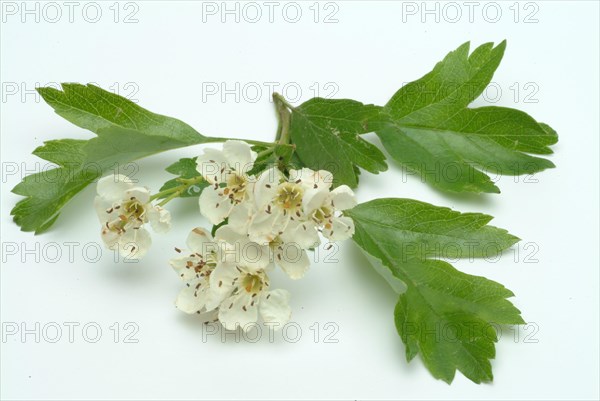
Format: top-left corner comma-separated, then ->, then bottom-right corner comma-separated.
94,174 -> 171,259
171,140 -> 357,331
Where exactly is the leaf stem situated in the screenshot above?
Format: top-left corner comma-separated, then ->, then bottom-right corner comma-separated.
273,92 -> 292,146
273,92 -> 295,111
149,175 -> 204,203
257,147 -> 275,159
157,190 -> 182,206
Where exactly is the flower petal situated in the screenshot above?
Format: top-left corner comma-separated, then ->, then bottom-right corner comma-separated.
206,263 -> 239,310
218,291 -> 258,331
170,255 -> 202,281
94,196 -> 117,223
323,216 -> 355,242
330,185 -> 357,210
100,227 -> 120,250
247,209 -> 281,244
253,167 -> 281,208
124,186 -> 150,204
175,278 -> 210,314
280,220 -> 320,249
259,289 -> 291,328
147,206 -> 171,233
302,185 -> 329,215
197,148 -> 227,184
118,227 -> 152,259
227,201 -> 254,234
199,188 -> 234,225
97,174 -> 133,201
223,140 -> 256,172
277,245 -> 310,280
214,227 -> 272,271
291,168 -> 333,191
214,224 -> 247,245
186,227 -> 215,254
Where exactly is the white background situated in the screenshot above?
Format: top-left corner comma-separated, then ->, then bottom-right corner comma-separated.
1,1 -> 599,399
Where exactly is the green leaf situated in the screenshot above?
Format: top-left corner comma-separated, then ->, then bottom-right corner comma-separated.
289,98 -> 388,188
11,84 -> 208,233
374,41 -> 558,193
37,83 -> 203,143
248,143 -> 298,177
158,157 -> 208,198
11,139 -> 98,233
345,198 -> 524,383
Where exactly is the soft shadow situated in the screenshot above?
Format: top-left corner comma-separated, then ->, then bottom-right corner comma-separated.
343,243 -> 398,307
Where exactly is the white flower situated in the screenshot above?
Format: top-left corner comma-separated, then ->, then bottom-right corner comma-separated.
247,166 -> 313,245
197,140 -> 257,225
170,224 -> 292,331
207,225 -> 292,331
94,174 -> 171,259
227,202 -> 311,279
248,166 -> 356,244
170,227 -> 219,314
292,168 -> 357,242
268,232 -> 311,279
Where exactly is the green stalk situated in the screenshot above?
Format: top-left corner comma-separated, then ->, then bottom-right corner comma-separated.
272,92 -> 292,146
149,176 -> 205,204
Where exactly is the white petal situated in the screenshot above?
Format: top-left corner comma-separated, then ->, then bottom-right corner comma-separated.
227,202 -> 253,234
323,216 -> 355,242
197,148 -> 227,184
247,209 -> 281,244
205,263 -> 239,310
218,292 -> 258,331
100,227 -> 120,250
277,245 -> 310,280
330,185 -> 357,210
124,186 -> 150,204
259,289 -> 291,327
280,220 -> 320,249
170,255 -> 202,281
94,196 -> 117,223
199,188 -> 234,225
147,206 -> 171,233
118,227 -> 152,259
96,174 -> 133,201
175,278 -> 210,314
291,168 -> 333,191
253,167 -> 281,208
196,309 -> 219,324
223,140 -> 256,172
302,186 -> 329,215
186,227 -> 215,254
214,228 -> 271,271
214,224 -> 247,245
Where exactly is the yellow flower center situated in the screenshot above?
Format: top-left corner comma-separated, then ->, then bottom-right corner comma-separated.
275,182 -> 303,212
223,173 -> 247,204
241,272 -> 266,294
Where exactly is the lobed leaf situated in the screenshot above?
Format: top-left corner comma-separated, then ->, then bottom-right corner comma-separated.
346,198 -> 524,383
289,98 -> 388,187
11,84 -> 209,233
374,41 -> 558,193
